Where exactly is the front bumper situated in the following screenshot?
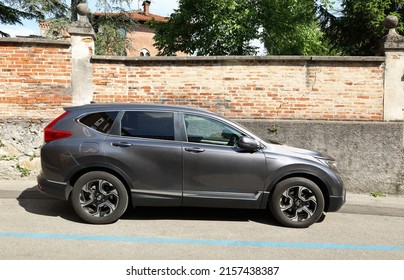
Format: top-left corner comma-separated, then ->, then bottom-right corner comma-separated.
327,191 -> 346,212
37,173 -> 72,201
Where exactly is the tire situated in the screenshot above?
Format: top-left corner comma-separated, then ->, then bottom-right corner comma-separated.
269,177 -> 325,228
71,171 -> 129,224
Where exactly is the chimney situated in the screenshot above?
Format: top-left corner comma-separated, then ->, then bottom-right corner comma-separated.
143,1 -> 151,15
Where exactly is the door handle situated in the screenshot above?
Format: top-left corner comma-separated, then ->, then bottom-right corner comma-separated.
112,142 -> 133,148
185,147 -> 205,153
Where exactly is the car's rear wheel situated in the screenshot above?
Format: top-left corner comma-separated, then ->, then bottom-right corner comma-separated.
269,177 -> 325,228
71,171 -> 128,224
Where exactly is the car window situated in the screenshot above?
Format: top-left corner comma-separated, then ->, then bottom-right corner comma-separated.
79,111 -> 118,134
184,114 -> 243,146
121,111 -> 175,141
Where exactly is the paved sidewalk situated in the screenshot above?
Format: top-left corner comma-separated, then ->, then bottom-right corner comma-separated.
340,192 -> 404,217
1,180 -> 403,216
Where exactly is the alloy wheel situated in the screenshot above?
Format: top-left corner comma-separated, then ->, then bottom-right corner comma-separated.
79,179 -> 120,217
279,185 -> 317,222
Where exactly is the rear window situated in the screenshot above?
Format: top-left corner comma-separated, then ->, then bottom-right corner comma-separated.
121,111 -> 175,140
79,111 -> 118,134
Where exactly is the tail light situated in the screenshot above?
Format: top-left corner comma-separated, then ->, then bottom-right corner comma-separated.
44,111 -> 73,142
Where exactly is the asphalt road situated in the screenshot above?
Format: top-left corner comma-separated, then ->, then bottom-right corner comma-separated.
0,181 -> 404,260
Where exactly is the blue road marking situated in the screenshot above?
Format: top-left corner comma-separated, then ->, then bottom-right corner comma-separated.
0,232 -> 403,252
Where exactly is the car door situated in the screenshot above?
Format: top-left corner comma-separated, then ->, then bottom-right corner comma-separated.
181,113 -> 267,209
104,110 -> 183,207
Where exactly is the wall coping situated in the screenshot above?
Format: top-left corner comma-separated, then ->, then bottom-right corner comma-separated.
0,37 -> 71,47
92,55 -> 385,64
0,38 -> 387,63
0,117 -> 400,125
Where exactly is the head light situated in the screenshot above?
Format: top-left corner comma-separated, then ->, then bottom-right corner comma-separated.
317,157 -> 337,169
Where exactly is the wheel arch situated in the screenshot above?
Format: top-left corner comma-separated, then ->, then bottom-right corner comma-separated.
265,171 -> 331,212
67,164 -> 134,208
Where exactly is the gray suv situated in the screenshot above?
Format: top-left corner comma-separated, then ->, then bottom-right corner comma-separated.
37,103 -> 345,228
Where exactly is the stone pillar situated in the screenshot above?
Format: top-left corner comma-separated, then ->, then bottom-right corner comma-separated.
68,3 -> 95,105
382,16 -> 404,121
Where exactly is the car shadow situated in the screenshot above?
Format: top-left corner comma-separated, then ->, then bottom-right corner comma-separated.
17,186 -> 280,226
17,186 -> 83,223
122,206 -> 279,226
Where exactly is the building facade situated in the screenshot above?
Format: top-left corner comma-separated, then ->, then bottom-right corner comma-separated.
119,1 -> 168,57
39,1 -> 182,57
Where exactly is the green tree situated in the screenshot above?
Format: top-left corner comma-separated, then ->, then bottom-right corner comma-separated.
0,3 -> 32,37
151,0 -> 261,56
91,13 -> 136,56
151,0 -> 334,56
318,0 -> 404,55
0,0 -> 67,37
260,0 -> 333,55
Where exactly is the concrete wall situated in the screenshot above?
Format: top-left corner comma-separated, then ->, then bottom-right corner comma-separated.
1,119 -> 403,195
239,120 -> 404,195
0,120 -> 44,180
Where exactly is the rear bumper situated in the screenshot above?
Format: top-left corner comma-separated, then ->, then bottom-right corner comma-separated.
37,173 -> 72,201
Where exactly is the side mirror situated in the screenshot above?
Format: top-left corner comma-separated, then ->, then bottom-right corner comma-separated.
237,136 -> 260,152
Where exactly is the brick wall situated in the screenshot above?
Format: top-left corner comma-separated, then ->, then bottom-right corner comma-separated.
0,38 -> 72,119
0,38 -> 387,121
92,56 -> 385,120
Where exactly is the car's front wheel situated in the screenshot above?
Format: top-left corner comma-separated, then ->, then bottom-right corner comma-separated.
269,177 -> 325,228
71,171 -> 129,224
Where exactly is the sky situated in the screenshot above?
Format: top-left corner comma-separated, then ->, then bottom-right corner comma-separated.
0,0 -> 179,37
